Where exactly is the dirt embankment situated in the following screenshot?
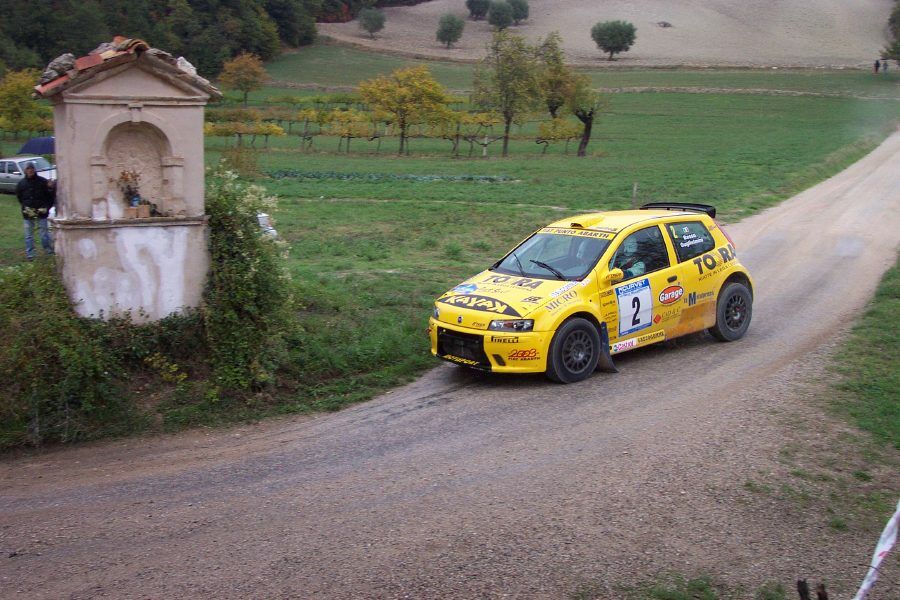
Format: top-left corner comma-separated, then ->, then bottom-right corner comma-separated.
319,0 -> 893,68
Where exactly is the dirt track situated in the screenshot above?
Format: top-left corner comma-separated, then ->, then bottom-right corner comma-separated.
1,132 -> 899,598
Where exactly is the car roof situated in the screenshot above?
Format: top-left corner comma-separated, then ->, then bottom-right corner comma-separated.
1,156 -> 44,162
545,209 -> 707,235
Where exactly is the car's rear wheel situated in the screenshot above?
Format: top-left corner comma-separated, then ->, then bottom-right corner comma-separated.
546,318 -> 601,383
709,282 -> 752,342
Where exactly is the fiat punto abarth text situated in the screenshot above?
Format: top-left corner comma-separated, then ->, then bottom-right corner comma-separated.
428,203 -> 754,383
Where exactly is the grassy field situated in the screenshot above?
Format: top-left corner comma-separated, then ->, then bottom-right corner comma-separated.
264,40 -> 900,98
1,43 -> 899,431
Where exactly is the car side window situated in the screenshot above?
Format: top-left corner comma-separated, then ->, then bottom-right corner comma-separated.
609,226 -> 670,281
8,162 -> 20,175
667,221 -> 716,263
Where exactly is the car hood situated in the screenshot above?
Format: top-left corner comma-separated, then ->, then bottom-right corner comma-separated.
433,270 -> 590,328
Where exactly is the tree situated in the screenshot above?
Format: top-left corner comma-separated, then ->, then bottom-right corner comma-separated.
219,53 -> 268,107
508,0 -> 529,25
465,0 -> 490,20
591,20 -> 636,61
473,31 -> 541,156
436,14 -> 465,48
488,2 -> 514,31
358,7 -> 386,39
0,70 -> 52,136
359,65 -> 450,155
566,74 -> 608,157
537,32 -> 577,118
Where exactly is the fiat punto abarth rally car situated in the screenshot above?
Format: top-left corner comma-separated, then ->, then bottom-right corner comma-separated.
428,203 -> 754,383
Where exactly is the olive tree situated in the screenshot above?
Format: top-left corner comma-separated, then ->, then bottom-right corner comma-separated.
436,14 -> 465,48
508,0 -> 528,25
358,7 -> 386,39
590,20 -> 636,60
488,1 -> 514,31
465,0 -> 490,20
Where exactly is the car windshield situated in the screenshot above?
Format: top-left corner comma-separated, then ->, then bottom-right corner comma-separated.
492,232 -> 611,280
21,157 -> 52,171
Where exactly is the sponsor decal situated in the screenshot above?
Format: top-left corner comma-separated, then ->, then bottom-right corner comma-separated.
658,285 -> 684,305
545,290 -> 578,312
682,226 -> 691,234
438,294 -> 522,317
656,307 -> 680,322
444,354 -> 479,366
540,227 -> 613,239
601,297 -> 617,308
472,322 -> 487,328
637,330 -> 665,344
452,283 -> 478,295
508,348 -> 539,361
615,278 -> 653,336
691,244 -> 736,276
481,275 -> 543,290
600,289 -> 614,298
522,296 -> 543,303
611,338 -> 637,354
653,314 -> 661,324
686,290 -> 715,306
490,335 -> 520,343
550,281 -> 580,297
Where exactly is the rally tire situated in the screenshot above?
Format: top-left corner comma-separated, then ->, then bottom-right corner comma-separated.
546,318 -> 601,383
708,282 -> 752,342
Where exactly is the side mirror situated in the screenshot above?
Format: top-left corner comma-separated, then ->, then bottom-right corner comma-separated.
605,268 -> 624,283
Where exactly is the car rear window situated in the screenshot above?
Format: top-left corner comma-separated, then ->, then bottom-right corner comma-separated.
667,221 -> 716,262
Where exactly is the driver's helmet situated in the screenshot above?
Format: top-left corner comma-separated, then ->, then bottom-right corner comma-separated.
622,237 -> 638,255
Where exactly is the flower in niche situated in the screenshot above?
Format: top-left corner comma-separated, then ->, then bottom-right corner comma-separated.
116,169 -> 142,206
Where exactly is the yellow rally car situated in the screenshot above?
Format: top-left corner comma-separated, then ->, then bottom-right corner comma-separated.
428,203 -> 754,383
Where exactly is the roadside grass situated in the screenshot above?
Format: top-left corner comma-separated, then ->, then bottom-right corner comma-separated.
740,259 -> 899,536
574,574 -> 787,600
265,40 -> 900,98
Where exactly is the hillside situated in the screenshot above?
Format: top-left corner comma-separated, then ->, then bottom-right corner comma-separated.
319,0 -> 895,67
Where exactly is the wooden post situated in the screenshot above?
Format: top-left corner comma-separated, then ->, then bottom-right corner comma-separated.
632,182 -> 639,208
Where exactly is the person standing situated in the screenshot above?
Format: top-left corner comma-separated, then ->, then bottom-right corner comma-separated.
16,163 -> 55,259
874,59 -> 881,74
883,59 -> 889,74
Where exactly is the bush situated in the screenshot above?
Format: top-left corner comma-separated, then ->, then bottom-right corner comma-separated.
488,1 -> 514,30
465,0 -> 490,20
437,14 -> 465,48
591,20 -> 637,60
203,169 -> 294,391
358,7 -> 387,38
508,0 -> 528,24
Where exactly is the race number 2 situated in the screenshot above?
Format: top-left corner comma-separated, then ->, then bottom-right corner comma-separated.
615,278 -> 653,337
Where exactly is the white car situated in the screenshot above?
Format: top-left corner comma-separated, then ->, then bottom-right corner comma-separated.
0,156 -> 57,193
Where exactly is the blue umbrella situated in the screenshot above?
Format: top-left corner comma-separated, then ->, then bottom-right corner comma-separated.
18,136 -> 55,155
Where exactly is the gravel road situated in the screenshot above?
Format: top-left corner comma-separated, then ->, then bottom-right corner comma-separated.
1,132 -> 899,599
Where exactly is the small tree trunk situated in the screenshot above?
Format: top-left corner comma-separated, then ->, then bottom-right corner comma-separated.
576,109 -> 594,157
608,51 -> 614,61
502,118 -> 512,157
243,90 -> 249,107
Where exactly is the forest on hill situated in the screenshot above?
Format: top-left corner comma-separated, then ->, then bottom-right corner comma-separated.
0,0 -> 432,78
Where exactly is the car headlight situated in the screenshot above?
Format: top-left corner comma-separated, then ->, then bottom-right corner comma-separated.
488,319 -> 534,332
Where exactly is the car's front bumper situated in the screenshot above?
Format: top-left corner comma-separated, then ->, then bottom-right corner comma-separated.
428,318 -> 552,373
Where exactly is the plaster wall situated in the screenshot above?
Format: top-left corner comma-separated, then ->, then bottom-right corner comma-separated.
55,221 -> 209,321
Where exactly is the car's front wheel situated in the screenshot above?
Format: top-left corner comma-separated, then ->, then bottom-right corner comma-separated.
708,281 -> 752,341
546,318 -> 601,383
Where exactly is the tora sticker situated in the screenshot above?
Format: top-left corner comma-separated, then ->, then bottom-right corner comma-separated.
438,294 -> 522,316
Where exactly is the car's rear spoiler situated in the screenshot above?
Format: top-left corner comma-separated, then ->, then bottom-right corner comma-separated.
640,202 -> 716,218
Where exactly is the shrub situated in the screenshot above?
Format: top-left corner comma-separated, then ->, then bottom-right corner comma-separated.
508,0 -> 528,25
358,7 -> 387,38
591,20 -> 637,61
437,14 -> 465,48
465,0 -> 490,20
203,169 -> 294,391
488,1 -> 514,31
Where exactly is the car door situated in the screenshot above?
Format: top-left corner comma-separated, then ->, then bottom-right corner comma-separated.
0,162 -> 11,192
604,225 -> 686,352
6,161 -> 23,193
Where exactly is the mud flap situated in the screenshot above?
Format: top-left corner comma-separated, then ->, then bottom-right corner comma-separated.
596,321 -> 618,373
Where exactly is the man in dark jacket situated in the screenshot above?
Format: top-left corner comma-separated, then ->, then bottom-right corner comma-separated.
16,162 -> 55,259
